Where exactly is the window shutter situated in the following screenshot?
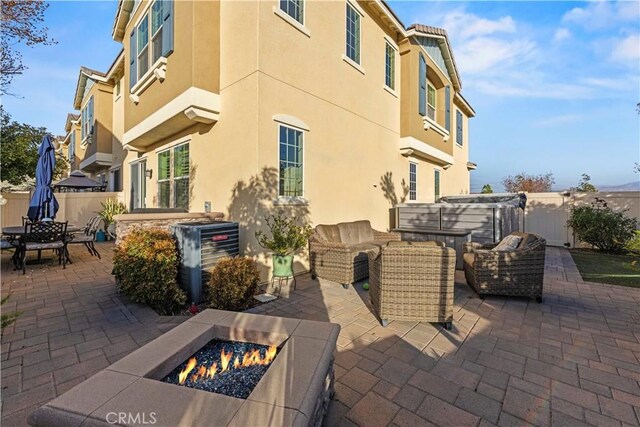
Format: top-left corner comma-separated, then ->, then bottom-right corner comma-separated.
445,86 -> 451,131
419,54 -> 426,116
89,97 -> 94,132
129,29 -> 137,89
456,111 -> 463,145
162,0 -> 174,57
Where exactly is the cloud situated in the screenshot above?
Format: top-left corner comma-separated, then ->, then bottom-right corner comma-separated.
562,1 -> 640,30
553,28 -> 571,43
610,33 -> 640,65
454,37 -> 536,74
439,10 -> 516,41
533,114 -> 585,128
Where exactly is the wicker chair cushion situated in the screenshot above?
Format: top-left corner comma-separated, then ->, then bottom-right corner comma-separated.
337,220 -> 374,245
25,241 -> 64,250
315,224 -> 341,243
492,235 -> 522,251
463,252 -> 475,268
349,242 -> 381,255
387,241 -> 444,248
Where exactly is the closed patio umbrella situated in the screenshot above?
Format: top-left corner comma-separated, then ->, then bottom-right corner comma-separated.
27,135 -> 59,221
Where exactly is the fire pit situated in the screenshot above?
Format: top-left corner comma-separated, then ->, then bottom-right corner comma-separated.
29,310 -> 340,427
162,340 -> 278,399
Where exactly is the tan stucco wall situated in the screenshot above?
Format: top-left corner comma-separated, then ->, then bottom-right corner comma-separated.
399,39 -> 454,156
111,76 -> 126,173
123,0 -> 220,132
116,0 -> 473,279
81,82 -> 114,162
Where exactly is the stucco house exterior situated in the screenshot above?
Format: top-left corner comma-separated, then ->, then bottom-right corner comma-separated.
66,0 -> 476,267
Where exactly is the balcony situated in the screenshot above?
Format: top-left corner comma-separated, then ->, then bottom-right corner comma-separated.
123,87 -> 221,149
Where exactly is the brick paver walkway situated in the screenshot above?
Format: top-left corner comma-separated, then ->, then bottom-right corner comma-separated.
2,245 -> 639,426
0,243 -> 186,426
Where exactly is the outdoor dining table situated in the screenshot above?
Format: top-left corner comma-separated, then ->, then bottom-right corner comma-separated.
2,224 -> 83,268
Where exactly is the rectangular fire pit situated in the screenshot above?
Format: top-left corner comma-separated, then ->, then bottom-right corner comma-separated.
29,310 -> 340,427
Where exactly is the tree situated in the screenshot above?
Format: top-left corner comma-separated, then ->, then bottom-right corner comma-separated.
480,184 -> 494,194
0,107 -> 68,185
571,173 -> 598,192
1,0 -> 55,95
502,172 -> 554,193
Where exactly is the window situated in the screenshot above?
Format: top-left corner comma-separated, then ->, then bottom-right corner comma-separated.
434,169 -> 441,201
385,41 -> 395,90
173,144 -> 189,209
68,132 -> 75,161
130,160 -> 147,210
81,96 -> 94,141
427,83 -> 436,121
130,0 -> 173,89
345,2 -> 360,64
279,125 -> 304,197
456,110 -> 463,146
409,162 -> 417,201
115,80 -> 121,97
158,150 -> 171,208
280,0 -> 304,24
158,143 -> 190,209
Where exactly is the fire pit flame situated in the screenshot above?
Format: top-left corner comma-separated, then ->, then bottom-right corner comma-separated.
178,346 -> 278,385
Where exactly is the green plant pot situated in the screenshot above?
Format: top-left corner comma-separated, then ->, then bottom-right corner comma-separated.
273,254 -> 294,277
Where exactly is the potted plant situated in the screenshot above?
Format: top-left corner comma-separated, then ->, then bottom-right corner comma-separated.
255,211 -> 312,277
97,199 -> 128,238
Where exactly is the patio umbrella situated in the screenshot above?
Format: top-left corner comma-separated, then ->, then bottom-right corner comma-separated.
27,135 -> 59,221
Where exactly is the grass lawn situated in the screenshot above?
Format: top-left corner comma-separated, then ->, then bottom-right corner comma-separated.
570,250 -> 640,288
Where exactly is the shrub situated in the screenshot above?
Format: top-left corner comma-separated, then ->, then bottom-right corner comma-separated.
626,231 -> 640,255
204,257 -> 260,311
567,198 -> 638,253
97,199 -> 128,226
112,228 -> 187,314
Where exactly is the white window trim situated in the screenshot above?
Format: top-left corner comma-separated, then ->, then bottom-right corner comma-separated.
384,39 -> 397,92
409,161 -> 418,202
80,96 -> 94,146
427,82 -> 437,121
273,4 -> 310,37
344,0 -> 363,69
130,56 -> 167,102
434,167 -> 442,202
276,123 -> 308,205
423,116 -> 450,141
342,54 -> 365,74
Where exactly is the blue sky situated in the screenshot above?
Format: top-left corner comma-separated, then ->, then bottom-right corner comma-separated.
3,1 -> 639,191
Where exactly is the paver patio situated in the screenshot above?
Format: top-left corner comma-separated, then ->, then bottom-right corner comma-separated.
2,243 -> 640,426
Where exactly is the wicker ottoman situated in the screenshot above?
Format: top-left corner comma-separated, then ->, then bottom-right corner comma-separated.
368,241 -> 456,329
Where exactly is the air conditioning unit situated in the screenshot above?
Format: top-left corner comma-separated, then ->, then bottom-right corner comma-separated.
171,221 -> 240,303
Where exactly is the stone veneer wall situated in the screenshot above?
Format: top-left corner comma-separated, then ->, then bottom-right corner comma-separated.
114,212 -> 224,244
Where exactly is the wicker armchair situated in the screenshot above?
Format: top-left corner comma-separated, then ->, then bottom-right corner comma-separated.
368,241 -> 455,329
463,232 -> 546,302
309,220 -> 400,288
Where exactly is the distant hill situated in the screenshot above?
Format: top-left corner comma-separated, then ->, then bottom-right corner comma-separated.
597,181 -> 640,192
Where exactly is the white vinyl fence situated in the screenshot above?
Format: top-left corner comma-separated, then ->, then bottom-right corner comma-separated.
0,192 -> 125,229
523,192 -> 640,247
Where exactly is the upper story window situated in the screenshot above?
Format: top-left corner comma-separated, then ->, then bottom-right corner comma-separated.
115,80 -> 121,97
130,0 -> 174,90
280,0 -> 304,24
81,96 -> 94,142
385,41 -> 395,90
158,143 -> 190,209
345,2 -> 361,64
427,83 -> 436,121
456,110 -> 463,146
279,125 -> 304,197
409,162 -> 417,201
